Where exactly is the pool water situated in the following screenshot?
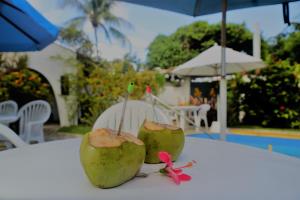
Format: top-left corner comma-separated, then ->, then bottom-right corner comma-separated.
188,133 -> 300,158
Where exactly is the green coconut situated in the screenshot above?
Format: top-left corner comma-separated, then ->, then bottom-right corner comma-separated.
80,128 -> 145,188
138,120 -> 184,164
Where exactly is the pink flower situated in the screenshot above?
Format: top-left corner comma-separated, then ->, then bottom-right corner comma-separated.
158,151 -> 173,167
146,85 -> 152,94
158,151 -> 195,185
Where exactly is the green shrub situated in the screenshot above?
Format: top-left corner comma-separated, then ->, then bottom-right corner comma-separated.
228,61 -> 300,128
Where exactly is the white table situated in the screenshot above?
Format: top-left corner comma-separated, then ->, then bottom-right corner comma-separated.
173,106 -> 199,130
0,138 -> 300,200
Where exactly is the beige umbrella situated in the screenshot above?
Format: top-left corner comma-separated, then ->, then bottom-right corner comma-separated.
173,44 -> 265,76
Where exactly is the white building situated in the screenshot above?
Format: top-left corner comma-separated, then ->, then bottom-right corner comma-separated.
27,43 -> 77,127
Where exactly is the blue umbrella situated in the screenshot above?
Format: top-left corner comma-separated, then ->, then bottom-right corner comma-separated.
118,0 -> 298,140
119,0 -> 296,18
0,0 -> 59,52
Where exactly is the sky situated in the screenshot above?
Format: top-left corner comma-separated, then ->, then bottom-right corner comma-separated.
28,0 -> 300,61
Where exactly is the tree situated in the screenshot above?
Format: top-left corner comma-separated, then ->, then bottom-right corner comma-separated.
147,34 -> 197,69
124,53 -> 145,72
61,0 -> 131,60
146,21 -> 268,69
269,26 -> 300,63
60,21 -> 94,59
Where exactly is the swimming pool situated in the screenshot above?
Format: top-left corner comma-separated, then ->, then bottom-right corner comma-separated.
188,133 -> 300,158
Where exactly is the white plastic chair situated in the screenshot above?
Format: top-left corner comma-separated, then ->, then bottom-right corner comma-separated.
145,94 -> 179,126
0,123 -> 27,148
93,100 -> 171,136
18,100 -> 51,143
0,100 -> 18,126
194,104 -> 211,131
161,107 -> 179,125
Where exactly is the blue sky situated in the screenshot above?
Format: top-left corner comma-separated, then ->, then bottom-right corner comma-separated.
28,0 -> 300,61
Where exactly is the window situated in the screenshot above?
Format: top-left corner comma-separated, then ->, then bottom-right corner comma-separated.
60,75 -> 69,95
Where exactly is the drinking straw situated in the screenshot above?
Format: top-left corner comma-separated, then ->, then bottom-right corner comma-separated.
117,82 -> 134,135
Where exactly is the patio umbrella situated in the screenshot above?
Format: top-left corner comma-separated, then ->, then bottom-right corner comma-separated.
173,44 -> 265,134
119,0 -> 296,17
0,0 -> 59,52
173,44 -> 265,76
118,0 -> 297,140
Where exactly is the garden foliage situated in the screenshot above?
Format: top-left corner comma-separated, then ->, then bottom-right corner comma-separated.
228,61 -> 300,128
66,59 -> 165,125
228,27 -> 300,128
0,54 -> 51,104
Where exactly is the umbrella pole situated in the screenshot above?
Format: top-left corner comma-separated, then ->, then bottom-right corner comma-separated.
220,0 -> 227,141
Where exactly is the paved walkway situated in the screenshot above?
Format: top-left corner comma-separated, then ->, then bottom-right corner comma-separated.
185,127 -> 300,139
230,128 -> 300,139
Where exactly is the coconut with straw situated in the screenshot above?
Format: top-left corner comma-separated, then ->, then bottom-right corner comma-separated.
138,85 -> 185,164
80,82 -> 146,188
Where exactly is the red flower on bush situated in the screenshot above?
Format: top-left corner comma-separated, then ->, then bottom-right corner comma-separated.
279,105 -> 285,112
158,151 -> 195,185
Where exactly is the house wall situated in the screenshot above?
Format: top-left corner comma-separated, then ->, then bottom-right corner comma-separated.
158,77 -> 191,106
27,43 -> 77,126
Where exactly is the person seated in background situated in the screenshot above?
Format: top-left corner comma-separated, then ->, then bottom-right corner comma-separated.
190,88 -> 203,106
207,87 -> 217,126
208,88 -> 217,109
190,95 -> 202,105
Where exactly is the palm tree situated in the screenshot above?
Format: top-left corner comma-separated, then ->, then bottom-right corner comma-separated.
61,0 -> 131,60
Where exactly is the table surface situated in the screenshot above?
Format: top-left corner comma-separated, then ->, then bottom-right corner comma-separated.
0,137 -> 300,200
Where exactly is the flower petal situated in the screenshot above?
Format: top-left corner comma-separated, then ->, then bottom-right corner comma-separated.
173,168 -> 182,174
158,151 -> 172,167
166,167 -> 180,185
178,174 -> 192,181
